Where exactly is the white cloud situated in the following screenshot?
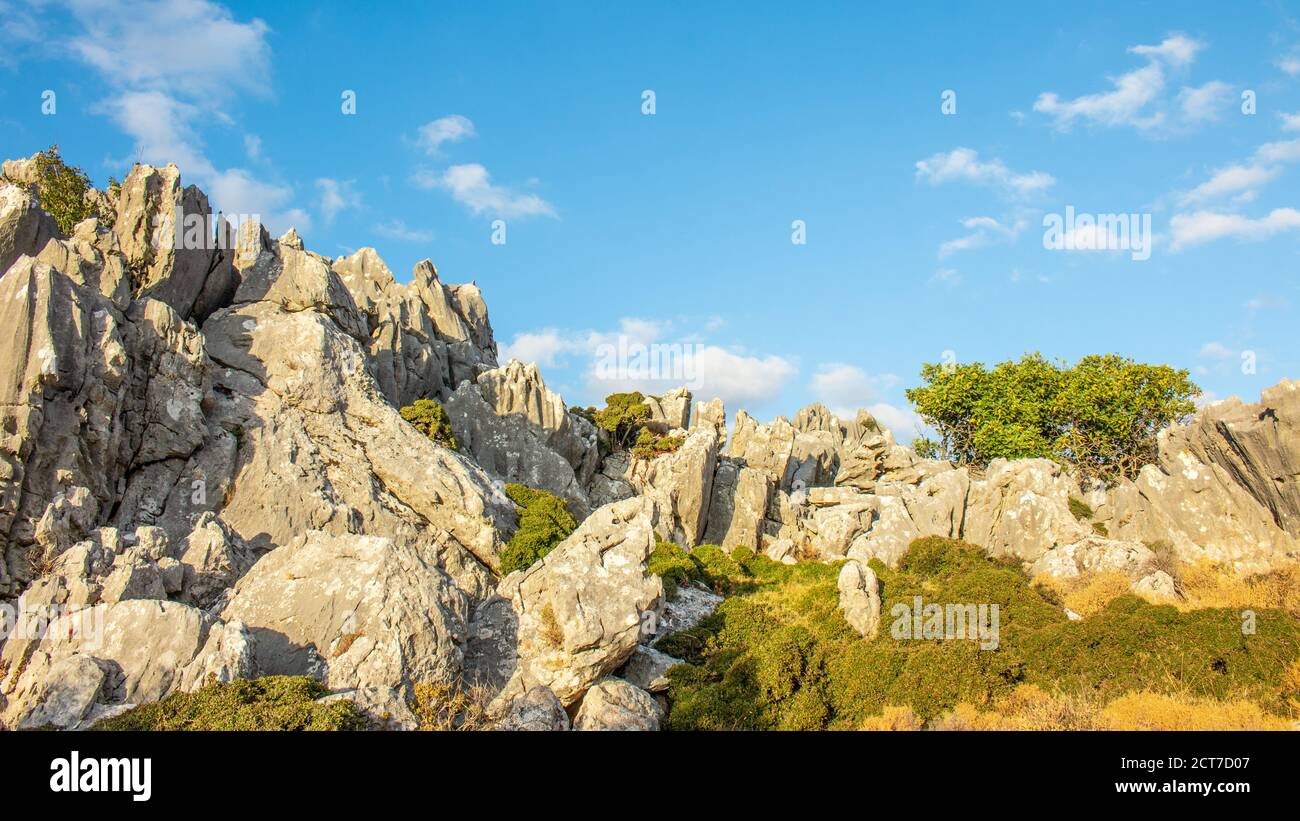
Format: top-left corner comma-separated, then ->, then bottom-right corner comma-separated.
1129,33 -> 1203,67
1177,80 -> 1232,124
1278,56 -> 1300,77
1034,33 -> 1219,133
315,178 -> 360,224
938,215 -> 1024,257
1280,112 -> 1300,132
62,0 -> 310,233
414,163 -> 556,218
1198,341 -> 1234,359
868,403 -> 925,445
207,168 -> 305,234
1171,208 -> 1300,250
243,134 -> 262,160
499,318 -> 796,410
415,115 -> 476,154
1245,295 -> 1289,311
808,363 -> 920,442
65,0 -> 271,99
1178,138 -> 1300,205
374,219 -> 433,243
915,148 -> 1054,197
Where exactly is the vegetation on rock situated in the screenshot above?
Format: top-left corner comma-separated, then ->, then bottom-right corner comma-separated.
658,536 -> 1300,730
498,483 -> 577,575
90,676 -> 368,731
399,398 -> 457,449
2,146 -> 110,234
631,428 -> 684,460
905,353 -> 1199,481
592,392 -> 652,449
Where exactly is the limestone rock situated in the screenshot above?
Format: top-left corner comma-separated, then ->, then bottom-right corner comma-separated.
628,426 -> 720,547
838,559 -> 882,639
220,531 -> 470,696
645,387 -> 692,433
0,599 -> 255,727
620,645 -> 681,693
492,497 -> 663,706
572,677 -> 662,731
1133,570 -> 1179,600
495,686 -> 570,731
702,458 -> 772,551
446,361 -> 596,519
0,181 -> 59,278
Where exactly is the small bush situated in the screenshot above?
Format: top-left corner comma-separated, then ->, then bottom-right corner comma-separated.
1067,496 -> 1094,521
91,676 -> 368,731
631,428 -> 685,460
399,398 -> 457,449
648,540 -> 701,599
498,483 -> 577,575
410,682 -> 492,731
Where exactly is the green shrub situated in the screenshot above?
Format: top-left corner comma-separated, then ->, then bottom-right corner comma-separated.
631,428 -> 685,460
2,146 -> 108,234
911,437 -> 941,460
498,483 -> 577,575
90,676 -> 368,731
905,353 -> 1199,482
648,540 -> 700,599
659,536 -> 1300,730
399,398 -> 457,449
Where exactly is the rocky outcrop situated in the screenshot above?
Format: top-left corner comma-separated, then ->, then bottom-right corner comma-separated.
486,497 -> 662,707
219,531 -> 470,703
0,181 -> 59,278
1161,380 -> 1300,537
629,426 -> 720,547
0,599 -> 254,730
331,249 -> 497,408
446,360 -> 598,519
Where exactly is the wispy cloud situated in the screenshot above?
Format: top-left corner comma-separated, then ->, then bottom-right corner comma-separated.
915,148 -> 1054,198
374,219 -> 433,243
1177,138 -> 1300,205
316,178 -> 360,224
415,114 -> 476,154
414,163 -> 556,219
57,0 -> 310,234
938,215 -> 1025,257
1170,208 -> 1300,250
1034,33 -> 1227,133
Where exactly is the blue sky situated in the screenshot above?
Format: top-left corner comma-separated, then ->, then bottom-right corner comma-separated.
3,1 -> 1299,441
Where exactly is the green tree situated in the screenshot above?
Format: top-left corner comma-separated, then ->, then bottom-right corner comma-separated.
905,353 -> 1198,481
592,391 -> 652,448
399,398 -> 457,449
3,146 -> 108,234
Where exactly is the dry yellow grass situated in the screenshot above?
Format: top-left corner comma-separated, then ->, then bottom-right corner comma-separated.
1100,691 -> 1292,730
859,705 -> 924,731
1033,559 -> 1300,617
861,684 -> 1296,731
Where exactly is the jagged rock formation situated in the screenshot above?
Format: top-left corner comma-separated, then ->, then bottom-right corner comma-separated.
2,151 -> 1298,731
